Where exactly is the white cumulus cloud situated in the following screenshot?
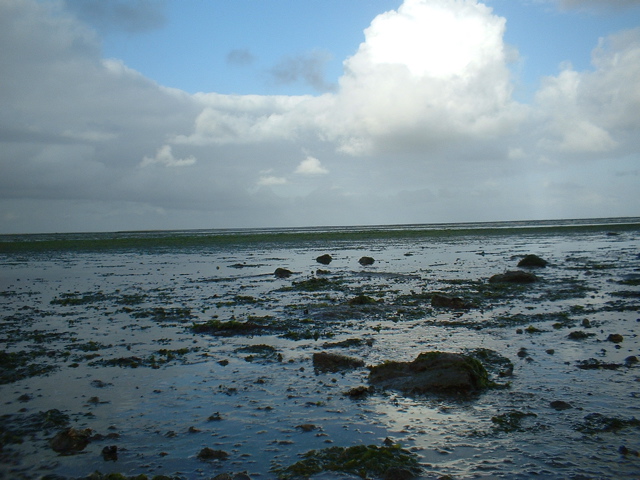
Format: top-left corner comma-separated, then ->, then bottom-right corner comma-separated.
141,145 -> 196,167
295,156 -> 329,175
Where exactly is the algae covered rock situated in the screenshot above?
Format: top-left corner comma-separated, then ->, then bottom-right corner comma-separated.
368,351 -> 491,394
49,427 -> 92,454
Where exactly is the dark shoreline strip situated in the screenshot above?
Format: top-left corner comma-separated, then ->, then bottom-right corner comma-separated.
1,222 -> 639,254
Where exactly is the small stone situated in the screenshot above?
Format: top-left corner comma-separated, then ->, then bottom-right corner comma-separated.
607,334 -> 623,343
296,423 -> 317,432
550,400 -> 573,411
316,254 -> 332,265
274,268 -> 293,278
198,447 -> 229,460
101,445 -> 118,461
50,427 -> 92,454
359,256 -> 375,266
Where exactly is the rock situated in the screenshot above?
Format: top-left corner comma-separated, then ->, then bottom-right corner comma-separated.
568,330 -> 594,340
359,256 -> 375,266
198,447 -> 229,460
312,352 -> 365,373
550,400 -> 573,411
489,270 -> 538,284
517,254 -> 548,268
274,268 -> 293,278
101,445 -> 118,461
607,333 -> 624,343
383,466 -> 417,480
368,351 -> 491,395
431,293 -> 475,310
316,254 -> 332,265
50,427 -> 92,454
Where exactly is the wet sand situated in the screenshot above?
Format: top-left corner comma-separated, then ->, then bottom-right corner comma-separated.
1,223 -> 639,479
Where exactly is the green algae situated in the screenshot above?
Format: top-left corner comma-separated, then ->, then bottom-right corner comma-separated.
491,411 -> 541,433
0,350 -> 58,384
575,413 -> 640,434
273,443 -> 421,479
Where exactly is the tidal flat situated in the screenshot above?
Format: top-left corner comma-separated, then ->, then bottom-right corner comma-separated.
1,221 -> 639,479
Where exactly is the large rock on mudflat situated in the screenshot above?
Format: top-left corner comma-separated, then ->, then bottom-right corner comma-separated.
368,352 -> 490,395
489,270 -> 538,284
517,254 -> 548,268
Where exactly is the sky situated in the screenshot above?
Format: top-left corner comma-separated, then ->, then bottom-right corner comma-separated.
1,0 -> 640,234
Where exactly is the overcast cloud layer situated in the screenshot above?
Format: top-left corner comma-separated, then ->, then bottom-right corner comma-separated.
1,0 -> 639,233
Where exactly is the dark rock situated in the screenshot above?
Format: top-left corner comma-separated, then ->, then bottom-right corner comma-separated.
274,268 -> 293,278
368,351 -> 491,395
312,352 -> 365,373
550,400 -> 573,411
489,270 -> 538,284
198,447 -> 229,460
568,330 -> 594,340
625,356 -> 639,365
50,427 -> 92,454
607,333 -> 624,343
517,254 -> 548,268
431,293 -> 475,310
316,254 -> 332,265
101,445 -> 118,461
383,466 -> 417,480
359,256 -> 375,266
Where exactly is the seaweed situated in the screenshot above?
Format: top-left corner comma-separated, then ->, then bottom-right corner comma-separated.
575,413 -> 640,434
273,443 -> 421,479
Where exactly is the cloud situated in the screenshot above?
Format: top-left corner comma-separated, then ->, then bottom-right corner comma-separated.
141,145 -> 196,168
1,0 -> 639,233
64,0 -> 167,34
295,156 -> 329,175
533,28 -> 640,154
269,50 -> 337,93
257,175 -> 288,186
226,49 -> 255,67
553,0 -> 640,12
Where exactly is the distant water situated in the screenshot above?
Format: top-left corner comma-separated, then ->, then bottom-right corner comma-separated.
2,217 -> 640,246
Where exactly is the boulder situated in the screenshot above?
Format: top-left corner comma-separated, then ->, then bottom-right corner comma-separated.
517,254 -> 548,268
368,351 -> 490,394
489,270 -> 538,284
316,254 -> 332,265
431,293 -> 475,310
359,256 -> 375,266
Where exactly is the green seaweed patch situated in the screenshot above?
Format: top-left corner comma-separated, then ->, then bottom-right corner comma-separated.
236,344 -> 283,362
129,306 -> 193,322
348,294 -> 380,306
78,473 -> 181,480
466,348 -> 514,379
91,348 -> 191,369
273,443 -> 422,479
323,338 -> 372,349
191,317 -> 275,336
0,408 -> 70,446
51,291 -> 109,306
0,350 -> 58,384
576,358 -> 624,370
491,411 -> 542,433
575,413 -> 640,434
